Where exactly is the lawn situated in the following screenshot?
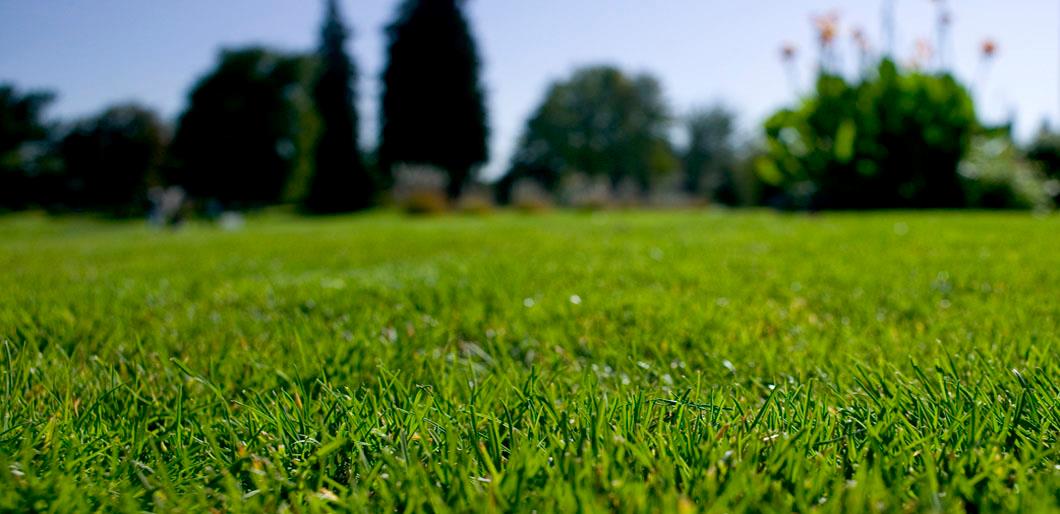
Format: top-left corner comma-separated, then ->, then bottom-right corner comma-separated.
1,210 -> 1059,513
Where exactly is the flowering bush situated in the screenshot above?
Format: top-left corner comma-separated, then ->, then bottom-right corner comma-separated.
759,59 -> 977,209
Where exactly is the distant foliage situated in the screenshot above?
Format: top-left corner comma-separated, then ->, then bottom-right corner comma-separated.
509,179 -> 553,212
557,174 -> 614,210
1028,132 -> 1060,177
960,136 -> 1055,210
60,104 -> 168,215
682,105 -> 739,203
759,59 -> 977,209
303,0 -> 374,213
379,0 -> 489,199
0,84 -> 58,211
391,164 -> 449,215
171,48 -> 314,209
1026,129 -> 1060,200
499,66 -> 677,203
453,183 -> 495,215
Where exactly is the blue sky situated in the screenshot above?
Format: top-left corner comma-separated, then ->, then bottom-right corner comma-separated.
1,1 -> 1056,178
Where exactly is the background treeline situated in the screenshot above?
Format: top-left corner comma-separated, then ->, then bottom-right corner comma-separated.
0,0 -> 489,219
2,1 -> 1059,219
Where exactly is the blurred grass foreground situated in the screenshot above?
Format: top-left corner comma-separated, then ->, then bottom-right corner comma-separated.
2,210 -> 1059,512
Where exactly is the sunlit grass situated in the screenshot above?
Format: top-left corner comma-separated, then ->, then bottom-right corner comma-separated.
1,210 -> 1058,512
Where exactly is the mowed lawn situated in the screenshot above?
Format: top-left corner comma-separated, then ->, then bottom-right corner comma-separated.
1,210 -> 1059,513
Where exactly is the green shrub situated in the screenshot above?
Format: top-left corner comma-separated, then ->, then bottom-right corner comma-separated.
959,136 -> 1054,210
1027,130 -> 1060,180
760,59 -> 977,209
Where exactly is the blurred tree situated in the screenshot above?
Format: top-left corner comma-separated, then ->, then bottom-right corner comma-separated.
1027,125 -> 1060,181
379,0 -> 489,199
960,135 -> 1053,210
0,84 -> 58,210
304,0 -> 373,213
499,66 -> 676,201
170,48 -> 313,209
729,139 -> 772,207
60,103 -> 168,215
683,105 -> 738,203
1024,125 -> 1060,203
759,59 -> 976,209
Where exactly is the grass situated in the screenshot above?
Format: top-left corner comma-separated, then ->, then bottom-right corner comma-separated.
1,210 -> 1059,513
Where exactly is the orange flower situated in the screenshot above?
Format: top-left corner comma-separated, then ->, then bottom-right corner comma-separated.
812,12 -> 840,47
851,28 -> 869,52
915,38 -> 934,63
981,38 -> 998,58
780,42 -> 797,61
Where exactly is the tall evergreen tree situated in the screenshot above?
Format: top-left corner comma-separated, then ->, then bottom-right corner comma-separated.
379,0 -> 489,199
304,0 -> 373,213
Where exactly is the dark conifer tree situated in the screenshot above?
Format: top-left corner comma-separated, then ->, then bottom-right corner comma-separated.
379,0 -> 488,198
304,0 -> 373,212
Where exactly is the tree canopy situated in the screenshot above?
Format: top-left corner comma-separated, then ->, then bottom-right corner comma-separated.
304,0 -> 373,213
379,0 -> 489,198
171,48 -> 313,208
682,105 -> 738,201
60,103 -> 168,215
500,65 -> 676,199
0,84 -> 57,210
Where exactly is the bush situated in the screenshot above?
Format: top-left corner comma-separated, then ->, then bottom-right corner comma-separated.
760,59 -> 977,209
454,184 -> 495,215
557,173 -> 613,211
1027,130 -> 1060,181
1026,130 -> 1060,204
510,180 -> 553,213
454,196 -> 494,216
391,164 -> 449,215
960,136 -> 1055,210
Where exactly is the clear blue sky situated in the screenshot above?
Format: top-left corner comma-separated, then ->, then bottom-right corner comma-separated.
1,0 -> 1056,178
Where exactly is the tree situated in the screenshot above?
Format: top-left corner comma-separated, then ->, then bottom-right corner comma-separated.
1027,124 -> 1060,181
379,0 -> 489,199
60,103 -> 168,215
683,105 -> 738,202
1026,127 -> 1060,203
0,84 -> 58,210
960,134 -> 1054,210
170,48 -> 313,209
499,65 -> 676,200
759,59 -> 976,209
304,0 -> 373,213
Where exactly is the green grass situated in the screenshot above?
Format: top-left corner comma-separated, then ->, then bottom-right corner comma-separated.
1,210 -> 1059,513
